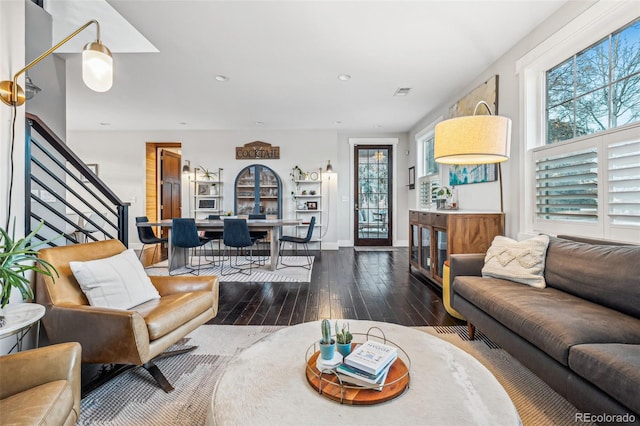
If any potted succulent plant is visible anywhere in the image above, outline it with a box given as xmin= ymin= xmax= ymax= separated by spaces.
xmin=335 ymin=321 xmax=353 ymax=356
xmin=319 ymin=319 xmax=335 ymax=360
xmin=0 ymin=220 xmax=59 ymax=327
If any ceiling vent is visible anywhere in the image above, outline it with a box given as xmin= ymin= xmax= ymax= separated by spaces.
xmin=394 ymin=87 xmax=411 ymax=96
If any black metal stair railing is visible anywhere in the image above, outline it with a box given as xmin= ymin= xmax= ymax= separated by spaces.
xmin=25 ymin=113 xmax=129 ymax=247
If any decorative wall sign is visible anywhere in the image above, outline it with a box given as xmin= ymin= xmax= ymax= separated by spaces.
xmin=236 ymin=141 xmax=280 ymax=160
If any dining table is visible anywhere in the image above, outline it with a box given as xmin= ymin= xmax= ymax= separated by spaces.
xmin=140 ymin=218 xmax=302 ymax=271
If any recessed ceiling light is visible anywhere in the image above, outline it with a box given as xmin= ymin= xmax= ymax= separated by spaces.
xmin=338 ymin=74 xmax=351 ymax=81
xmin=99 ymin=122 xmax=110 ymax=126
xmin=179 ymin=122 xmax=188 ymax=126
xmin=215 ymin=75 xmax=229 ymax=82
xmin=334 ymin=121 xmax=343 ymax=125
xmin=255 ymin=121 xmax=264 ymax=125
xmin=394 ymin=87 xmax=411 ymax=96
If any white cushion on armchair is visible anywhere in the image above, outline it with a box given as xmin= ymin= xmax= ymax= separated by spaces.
xmin=70 ymin=249 xmax=160 ymax=309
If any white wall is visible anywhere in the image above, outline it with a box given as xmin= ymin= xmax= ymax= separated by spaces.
xmin=67 ymin=128 xmax=410 ymax=249
xmin=408 ymin=1 xmax=596 ymax=239
xmin=1 ymin=0 xmax=29 ymax=353
xmin=26 ymin=0 xmax=66 ymax=138
xmin=1 ymin=0 xmax=26 ymax=231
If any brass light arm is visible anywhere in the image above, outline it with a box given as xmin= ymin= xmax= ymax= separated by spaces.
xmin=1 ymin=20 xmax=103 ymax=106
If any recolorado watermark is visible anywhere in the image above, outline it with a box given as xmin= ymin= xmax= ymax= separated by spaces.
xmin=575 ymin=412 xmax=636 ymax=423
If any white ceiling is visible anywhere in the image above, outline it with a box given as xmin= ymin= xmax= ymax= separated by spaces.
xmin=52 ymin=0 xmax=568 ymax=132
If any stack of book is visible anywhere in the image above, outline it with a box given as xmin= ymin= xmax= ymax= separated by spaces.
xmin=335 ymin=340 xmax=398 ymax=391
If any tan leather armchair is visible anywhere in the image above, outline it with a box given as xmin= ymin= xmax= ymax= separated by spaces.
xmin=0 ymin=342 xmax=81 ymax=426
xmin=36 ymin=239 xmax=219 ymax=392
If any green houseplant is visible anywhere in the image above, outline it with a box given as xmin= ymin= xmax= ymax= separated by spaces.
xmin=319 ymin=319 xmax=335 ymax=360
xmin=198 ymin=166 xmax=217 ymax=181
xmin=0 ymin=220 xmax=59 ymax=326
xmin=432 ymin=185 xmax=453 ymax=209
xmin=335 ymin=321 xmax=353 ymax=356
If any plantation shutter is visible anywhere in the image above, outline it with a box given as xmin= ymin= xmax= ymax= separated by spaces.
xmin=535 ymin=148 xmax=598 ymax=222
xmin=419 ymin=177 xmax=440 ymax=208
xmin=608 ymin=139 xmax=640 ymax=227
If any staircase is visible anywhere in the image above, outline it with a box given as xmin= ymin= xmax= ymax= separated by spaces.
xmin=25 ymin=113 xmax=129 ymax=247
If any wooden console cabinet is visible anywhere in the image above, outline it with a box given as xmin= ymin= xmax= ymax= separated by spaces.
xmin=409 ymin=210 xmax=504 ymax=287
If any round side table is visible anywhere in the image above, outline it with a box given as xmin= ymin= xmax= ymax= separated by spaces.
xmin=0 ymin=303 xmax=46 ymax=353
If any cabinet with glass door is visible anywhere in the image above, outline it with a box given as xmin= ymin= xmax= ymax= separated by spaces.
xmin=409 ymin=210 xmax=504 ymax=287
xmin=234 ymin=164 xmax=282 ymax=217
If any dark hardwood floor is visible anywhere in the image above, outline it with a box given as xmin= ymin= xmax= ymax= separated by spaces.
xmin=156 ymin=247 xmax=463 ymax=327
xmin=81 ymin=247 xmax=461 ymax=394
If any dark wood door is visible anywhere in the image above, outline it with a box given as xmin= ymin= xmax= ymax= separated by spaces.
xmin=354 ymin=145 xmax=393 ymax=246
xmin=160 ymin=150 xmax=182 ymax=225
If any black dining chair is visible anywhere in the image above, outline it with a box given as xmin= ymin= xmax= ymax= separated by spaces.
xmin=135 ymin=216 xmax=168 ymax=264
xmin=169 ymin=218 xmax=212 ymax=276
xmin=248 ymin=214 xmax=268 ymax=265
xmin=221 ymin=219 xmax=256 ymax=276
xmin=277 ymin=216 xmax=316 ymax=270
xmin=204 ymin=215 xmax=225 ymax=262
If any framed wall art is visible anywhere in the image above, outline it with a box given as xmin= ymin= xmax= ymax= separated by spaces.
xmin=447 ymin=75 xmax=500 ymax=186
xmin=449 ymin=164 xmax=497 ymax=186
xmin=82 ymin=163 xmax=98 ymax=183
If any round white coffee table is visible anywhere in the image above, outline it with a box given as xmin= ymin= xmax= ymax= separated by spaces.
xmin=208 ymin=320 xmax=521 ymax=425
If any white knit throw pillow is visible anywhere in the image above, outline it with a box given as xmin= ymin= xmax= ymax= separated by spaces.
xmin=482 ymin=235 xmax=550 ymax=288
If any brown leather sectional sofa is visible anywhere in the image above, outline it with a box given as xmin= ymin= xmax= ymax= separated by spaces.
xmin=450 ymin=236 xmax=640 ymax=425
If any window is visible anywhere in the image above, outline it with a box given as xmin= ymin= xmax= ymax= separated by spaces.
xmin=419 ymin=176 xmax=440 ymax=209
xmin=533 ymin=127 xmax=639 ymax=240
xmin=546 ymin=18 xmax=640 ymax=143
xmin=535 ymin=147 xmax=598 ymax=223
xmin=422 ymin=135 xmax=438 ymax=176
xmin=415 ymin=120 xmax=441 ymax=209
xmin=608 ymin=139 xmax=640 ymax=227
xmin=519 ymin=6 xmax=640 ymax=244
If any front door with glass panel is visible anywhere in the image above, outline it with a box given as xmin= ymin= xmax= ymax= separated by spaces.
xmin=354 ymin=145 xmax=393 ymax=246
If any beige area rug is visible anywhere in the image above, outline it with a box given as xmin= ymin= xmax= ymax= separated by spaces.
xmin=78 ymin=325 xmax=594 ymax=426
xmin=146 ymin=256 xmax=313 ymax=282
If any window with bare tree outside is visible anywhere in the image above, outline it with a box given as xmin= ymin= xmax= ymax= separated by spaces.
xmin=546 ymin=18 xmax=640 ymax=143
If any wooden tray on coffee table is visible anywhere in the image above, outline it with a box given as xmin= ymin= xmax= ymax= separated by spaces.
xmin=305 ymin=334 xmax=411 ymax=405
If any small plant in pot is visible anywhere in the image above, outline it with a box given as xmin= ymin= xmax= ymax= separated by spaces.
xmin=319 ymin=319 xmax=335 ymax=360
xmin=335 ymin=321 xmax=353 ymax=356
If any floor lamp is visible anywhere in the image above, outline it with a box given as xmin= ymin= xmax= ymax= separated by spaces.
xmin=433 ymin=101 xmax=511 ymax=213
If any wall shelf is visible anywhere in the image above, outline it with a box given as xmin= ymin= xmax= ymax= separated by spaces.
xmin=192 ymin=168 xmax=224 ymax=220
xmin=290 ymin=167 xmax=324 ymax=251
